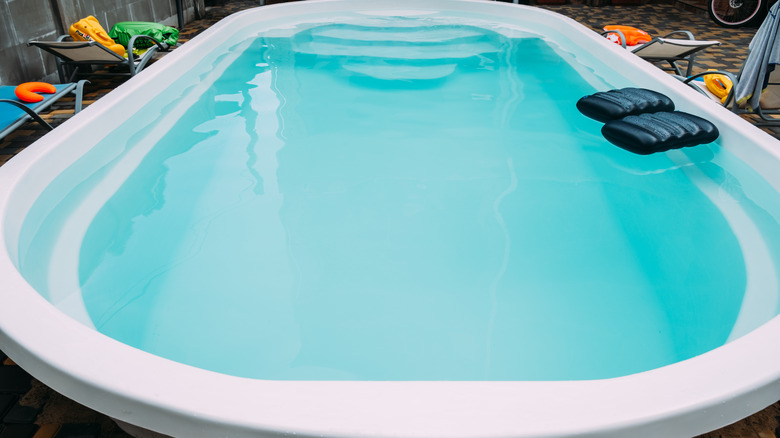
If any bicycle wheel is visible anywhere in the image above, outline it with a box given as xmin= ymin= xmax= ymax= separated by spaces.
xmin=708 ymin=0 xmax=763 ymax=27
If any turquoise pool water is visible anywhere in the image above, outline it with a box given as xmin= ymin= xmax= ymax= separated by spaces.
xmin=15 ymin=16 xmax=780 ymax=381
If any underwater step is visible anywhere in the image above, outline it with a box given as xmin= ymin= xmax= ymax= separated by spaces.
xmin=341 ymin=62 xmax=458 ymax=80
xmin=292 ymin=40 xmax=500 ymax=61
xmin=309 ymin=26 xmax=488 ymax=44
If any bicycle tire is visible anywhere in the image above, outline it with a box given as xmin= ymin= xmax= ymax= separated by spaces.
xmin=708 ymin=0 xmax=763 ymax=27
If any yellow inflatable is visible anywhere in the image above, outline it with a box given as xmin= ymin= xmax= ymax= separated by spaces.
xmin=704 ymin=70 xmax=733 ymax=104
xmin=69 ymin=16 xmax=126 ymax=57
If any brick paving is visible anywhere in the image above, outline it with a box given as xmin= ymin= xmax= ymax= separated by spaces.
xmin=1 ymin=0 xmax=779 ymax=437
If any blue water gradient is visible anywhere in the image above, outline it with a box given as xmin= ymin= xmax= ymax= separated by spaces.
xmin=16 ymin=19 xmax=780 ymax=380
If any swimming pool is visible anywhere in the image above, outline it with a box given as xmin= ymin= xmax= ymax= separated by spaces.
xmin=2 ymin=0 xmax=780 ymax=436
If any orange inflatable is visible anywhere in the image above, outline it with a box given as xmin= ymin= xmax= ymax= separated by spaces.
xmin=15 ymin=82 xmax=57 ymax=103
xmin=603 ymin=25 xmax=651 ymax=46
xmin=69 ymin=15 xmax=126 ymax=57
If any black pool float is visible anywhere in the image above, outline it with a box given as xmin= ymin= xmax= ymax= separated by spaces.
xmin=601 ymin=111 xmax=719 ymax=155
xmin=576 ymin=88 xmax=675 ymax=123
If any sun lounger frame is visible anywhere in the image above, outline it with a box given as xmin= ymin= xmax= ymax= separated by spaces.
xmin=28 ymin=34 xmax=169 ymax=83
xmin=0 ymin=80 xmax=87 ymax=141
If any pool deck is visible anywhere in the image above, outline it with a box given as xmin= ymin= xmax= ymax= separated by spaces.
xmin=0 ymin=0 xmax=779 ymax=437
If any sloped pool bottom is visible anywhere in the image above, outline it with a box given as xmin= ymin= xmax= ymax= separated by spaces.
xmin=19 ymin=21 xmax=754 ymax=381
xmin=3 ymin=2 xmax=780 ymax=437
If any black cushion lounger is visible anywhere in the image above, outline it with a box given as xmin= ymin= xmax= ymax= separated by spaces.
xmin=577 ymin=87 xmax=719 ymax=155
xmin=601 ymin=111 xmax=719 ymax=155
xmin=576 ymin=87 xmax=675 ymax=123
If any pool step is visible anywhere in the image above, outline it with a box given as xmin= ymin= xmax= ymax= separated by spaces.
xmin=293 ymin=24 xmax=502 ymax=81
xmin=293 ymin=40 xmax=500 ymax=61
xmin=341 ymin=62 xmax=458 ymax=81
xmin=309 ymin=25 xmax=487 ymax=45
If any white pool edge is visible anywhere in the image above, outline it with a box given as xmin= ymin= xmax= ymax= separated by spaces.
xmin=2 ymin=1 xmax=780 ymax=437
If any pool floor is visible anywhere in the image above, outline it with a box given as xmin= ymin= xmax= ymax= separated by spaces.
xmin=0 ymin=1 xmax=778 ymax=437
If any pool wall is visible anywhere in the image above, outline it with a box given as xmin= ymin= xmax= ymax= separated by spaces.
xmin=2 ymin=1 xmax=780 ymax=437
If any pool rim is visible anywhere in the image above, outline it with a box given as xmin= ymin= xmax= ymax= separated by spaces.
xmin=2 ymin=1 xmax=780 ymax=437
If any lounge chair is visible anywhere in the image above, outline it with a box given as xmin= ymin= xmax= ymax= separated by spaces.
xmin=751 ymin=69 xmax=780 ymax=123
xmin=677 ymin=70 xmax=738 ymax=108
xmin=599 ymin=29 xmax=743 ymax=117
xmin=668 ymin=2 xmax=780 ymax=126
xmin=604 ymin=29 xmax=720 ymax=77
xmin=28 ymin=34 xmax=170 ymax=83
xmin=732 ymin=0 xmax=780 ymax=125
xmin=674 ymin=65 xmax=780 ymax=128
xmin=678 ymin=70 xmax=780 ymax=126
xmin=0 ymin=80 xmax=87 ymax=141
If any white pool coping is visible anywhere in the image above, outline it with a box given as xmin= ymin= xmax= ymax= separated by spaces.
xmin=2 ymin=1 xmax=780 ymax=437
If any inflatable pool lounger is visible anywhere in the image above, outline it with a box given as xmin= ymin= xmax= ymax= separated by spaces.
xmin=577 ymin=87 xmax=719 ymax=155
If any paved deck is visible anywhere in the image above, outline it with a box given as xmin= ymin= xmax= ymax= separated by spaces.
xmin=0 ymin=0 xmax=779 ymax=437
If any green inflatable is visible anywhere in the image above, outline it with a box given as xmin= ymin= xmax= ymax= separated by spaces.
xmin=109 ymin=22 xmax=179 ymax=49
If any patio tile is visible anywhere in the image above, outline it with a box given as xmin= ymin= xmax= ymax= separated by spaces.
xmin=0 ymin=368 xmax=32 ymax=395
xmin=52 ymin=424 xmax=100 ymax=438
xmin=31 ymin=425 xmax=60 ymax=438
xmin=0 ymin=395 xmax=16 ymax=419
xmin=0 ymin=424 xmax=39 ymax=438
xmin=3 ymin=404 xmax=40 ymax=424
